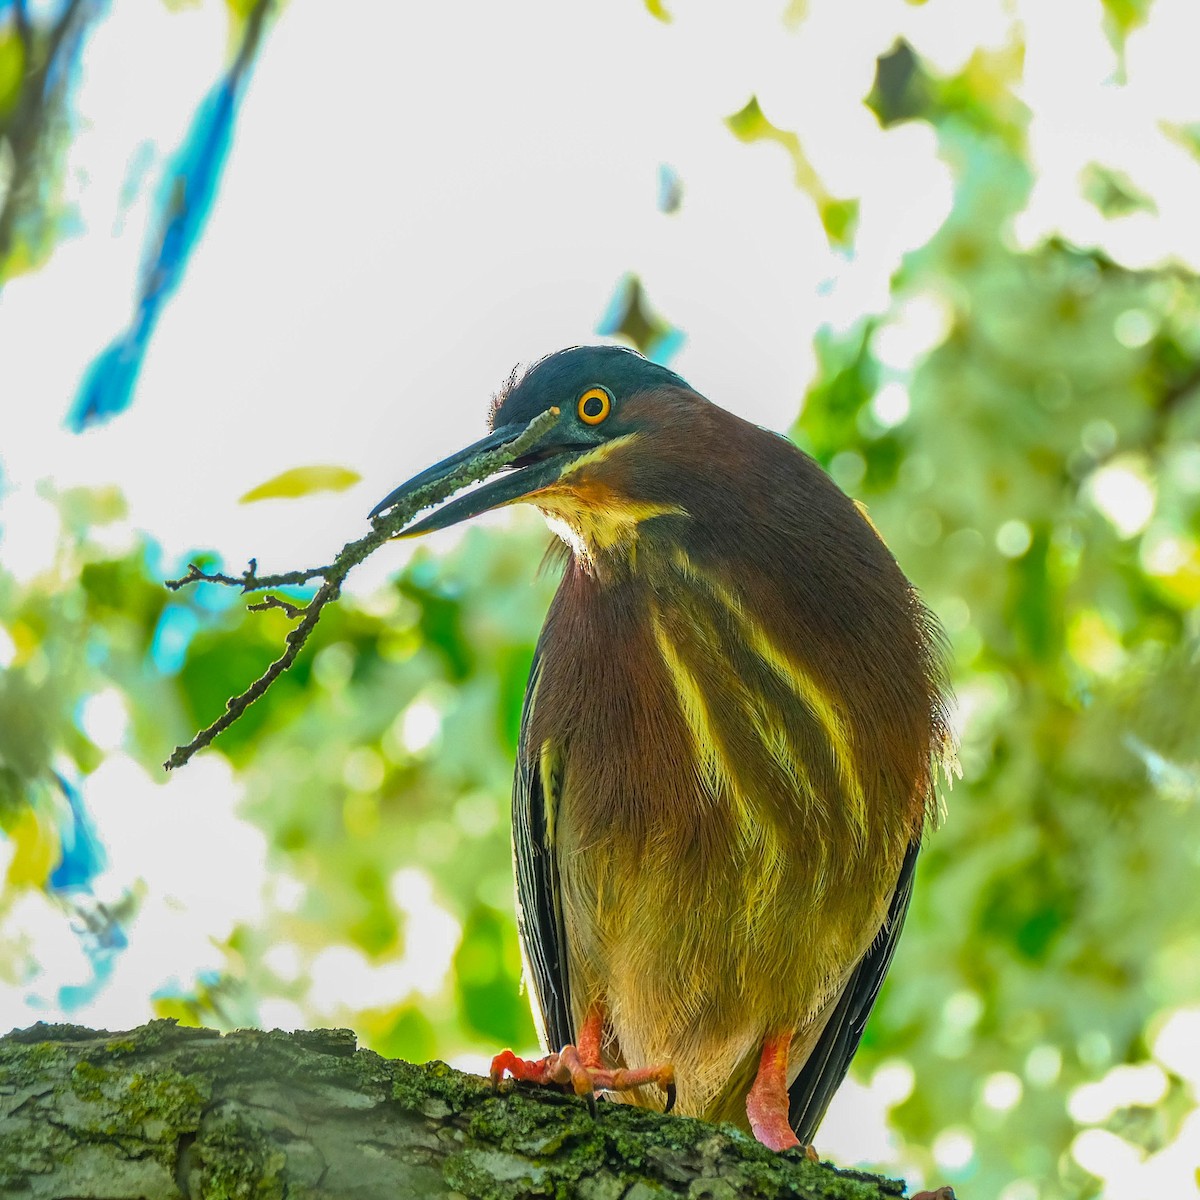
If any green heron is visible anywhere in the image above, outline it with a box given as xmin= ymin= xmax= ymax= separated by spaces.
xmin=372 ymin=345 xmax=951 ymax=1155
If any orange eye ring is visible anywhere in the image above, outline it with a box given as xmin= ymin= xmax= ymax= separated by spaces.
xmin=577 ymin=386 xmax=612 ymax=425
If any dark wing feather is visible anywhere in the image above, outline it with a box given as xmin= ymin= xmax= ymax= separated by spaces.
xmin=511 ymin=647 xmax=574 ymax=1052
xmin=788 ymin=839 xmax=920 ymax=1144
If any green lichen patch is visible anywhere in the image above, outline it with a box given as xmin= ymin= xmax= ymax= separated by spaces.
xmin=69 ymin=1057 xmax=113 ymax=1102
xmin=0 ymin=1037 xmax=72 ymax=1090
xmin=195 ymin=1106 xmax=288 ymax=1200
xmin=442 ymin=1145 xmax=553 ymax=1200
xmin=603 ymin=1105 xmax=728 ymax=1168
xmin=390 ymin=1056 xmax=492 ymax=1115
xmin=468 ymin=1089 xmax=606 ymax=1163
xmin=127 ymin=1067 xmax=210 ymax=1141
xmin=0 ymin=1122 xmax=76 ymax=1190
xmin=64 ymin=1057 xmax=209 ymax=1165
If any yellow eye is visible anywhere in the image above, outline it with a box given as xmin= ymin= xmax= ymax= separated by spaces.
xmin=577 ymin=386 xmax=612 ymax=425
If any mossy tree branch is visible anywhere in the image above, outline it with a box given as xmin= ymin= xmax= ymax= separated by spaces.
xmin=0 ymin=1020 xmax=928 ymax=1200
xmin=161 ymin=407 xmax=560 ymax=772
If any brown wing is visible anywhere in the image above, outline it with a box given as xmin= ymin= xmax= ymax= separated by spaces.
xmin=788 ymin=839 xmax=920 ymax=1143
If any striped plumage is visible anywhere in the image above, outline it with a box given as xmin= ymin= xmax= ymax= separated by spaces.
xmin=373 ymin=345 xmax=951 ymax=1147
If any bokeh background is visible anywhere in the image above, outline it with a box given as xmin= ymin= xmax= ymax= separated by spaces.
xmin=2 ymin=1 xmax=1199 ymax=1197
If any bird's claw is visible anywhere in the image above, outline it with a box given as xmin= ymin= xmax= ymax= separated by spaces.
xmin=490 ymin=1045 xmax=675 ymax=1112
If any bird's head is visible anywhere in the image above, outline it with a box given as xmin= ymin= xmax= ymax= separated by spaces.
xmin=371 ymin=346 xmax=712 ymax=567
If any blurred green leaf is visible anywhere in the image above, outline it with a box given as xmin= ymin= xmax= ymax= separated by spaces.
xmin=1100 ymin=0 xmax=1154 ymax=49
xmin=399 ymin=570 xmax=474 ymax=681
xmin=1081 ymin=163 xmax=1158 ymax=218
xmin=597 ymin=274 xmax=683 ymax=361
xmin=0 ymin=32 xmax=25 ymax=116
xmin=239 ymin=464 xmax=362 ymax=503
xmin=367 ymin=1005 xmax=438 ymax=1064
xmin=725 ymin=96 xmax=859 ymax=248
xmin=866 ymin=39 xmax=933 ymax=128
xmin=455 ymin=903 xmax=537 ymax=1046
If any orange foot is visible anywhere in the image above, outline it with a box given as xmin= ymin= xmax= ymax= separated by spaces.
xmin=746 ymin=1031 xmax=818 ymax=1160
xmin=490 ymin=1005 xmax=675 ymax=1113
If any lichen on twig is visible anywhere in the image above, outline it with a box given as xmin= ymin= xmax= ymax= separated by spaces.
xmin=161 ymin=407 xmax=560 ymax=772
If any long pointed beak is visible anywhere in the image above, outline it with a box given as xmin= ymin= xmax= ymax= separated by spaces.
xmin=369 ymin=420 xmax=575 ymax=537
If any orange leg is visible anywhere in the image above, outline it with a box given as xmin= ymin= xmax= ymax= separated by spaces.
xmin=746 ymin=1031 xmax=817 ymax=1159
xmin=490 ymin=1004 xmax=675 ymax=1112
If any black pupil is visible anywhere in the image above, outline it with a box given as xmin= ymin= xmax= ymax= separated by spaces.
xmin=583 ymin=395 xmax=605 ymax=417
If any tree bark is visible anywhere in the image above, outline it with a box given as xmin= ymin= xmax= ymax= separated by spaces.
xmin=0 ymin=1020 xmax=918 ymax=1199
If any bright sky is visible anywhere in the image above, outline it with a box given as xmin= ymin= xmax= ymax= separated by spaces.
xmin=2 ymin=0 xmax=1194 ymax=585
xmin=3 ymin=0 xmax=1196 ymax=583
xmin=3 ymin=1 xmax=1200 ymax=1190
